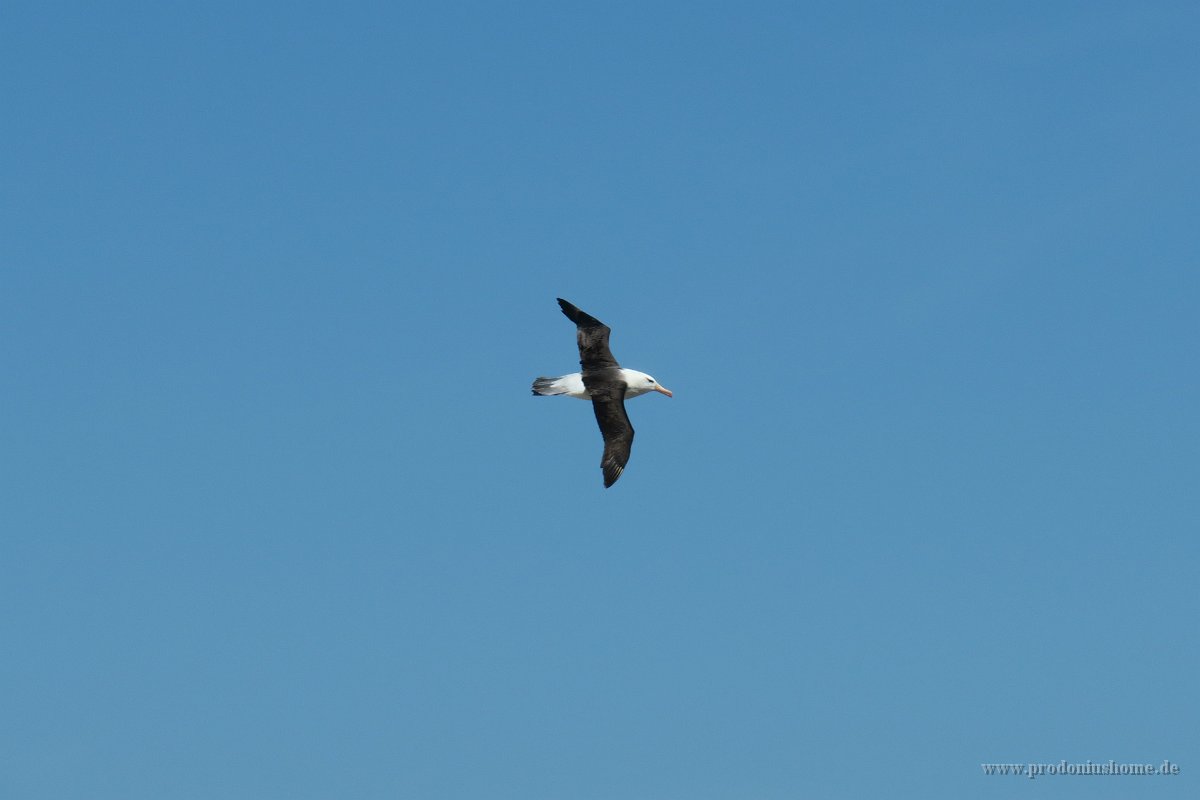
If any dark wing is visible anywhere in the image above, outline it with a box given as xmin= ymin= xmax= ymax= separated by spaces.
xmin=558 ymin=298 xmax=619 ymax=372
xmin=589 ymin=385 xmax=635 ymax=488
xmin=555 ymin=299 xmax=634 ymax=486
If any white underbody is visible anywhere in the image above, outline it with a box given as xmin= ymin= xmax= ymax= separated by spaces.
xmin=542 ymin=369 xmax=656 ymax=399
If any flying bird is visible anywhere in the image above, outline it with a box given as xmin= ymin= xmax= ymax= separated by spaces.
xmin=532 ymin=298 xmax=672 ymax=487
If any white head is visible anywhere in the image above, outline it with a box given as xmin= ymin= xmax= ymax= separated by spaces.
xmin=621 ymin=369 xmax=673 ymax=398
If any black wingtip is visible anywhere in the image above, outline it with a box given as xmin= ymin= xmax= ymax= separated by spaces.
xmin=557 ymin=298 xmax=579 ymax=321
xmin=602 ymin=463 xmax=623 ymax=488
xmin=557 ymin=297 xmax=607 ymax=330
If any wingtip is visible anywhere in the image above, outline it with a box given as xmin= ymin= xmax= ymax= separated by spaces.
xmin=557 ymin=297 xmax=605 ymax=330
xmin=602 ymin=463 xmax=623 ymax=488
xmin=557 ymin=297 xmax=580 ymax=324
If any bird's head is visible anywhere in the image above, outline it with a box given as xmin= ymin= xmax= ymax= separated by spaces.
xmin=637 ymin=372 xmax=672 ymax=397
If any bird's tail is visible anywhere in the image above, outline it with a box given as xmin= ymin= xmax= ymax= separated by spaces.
xmin=532 ymin=376 xmax=567 ymax=396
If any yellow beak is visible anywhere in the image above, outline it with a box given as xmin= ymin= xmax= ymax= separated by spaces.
xmin=654 ymin=385 xmax=673 ymax=397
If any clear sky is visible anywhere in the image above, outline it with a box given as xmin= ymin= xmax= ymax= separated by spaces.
xmin=3 ymin=2 xmax=1197 ymax=798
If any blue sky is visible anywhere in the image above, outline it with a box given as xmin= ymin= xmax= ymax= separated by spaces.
xmin=3 ymin=2 xmax=1197 ymax=798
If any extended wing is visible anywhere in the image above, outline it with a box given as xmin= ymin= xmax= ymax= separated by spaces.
xmin=558 ymin=298 xmax=619 ymax=372
xmin=589 ymin=385 xmax=634 ymax=488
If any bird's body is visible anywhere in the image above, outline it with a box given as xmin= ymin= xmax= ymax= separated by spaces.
xmin=532 ymin=369 xmax=664 ymax=400
xmin=532 ymin=298 xmax=672 ymax=488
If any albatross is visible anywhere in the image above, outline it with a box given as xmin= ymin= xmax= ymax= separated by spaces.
xmin=532 ymin=298 xmax=672 ymax=487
